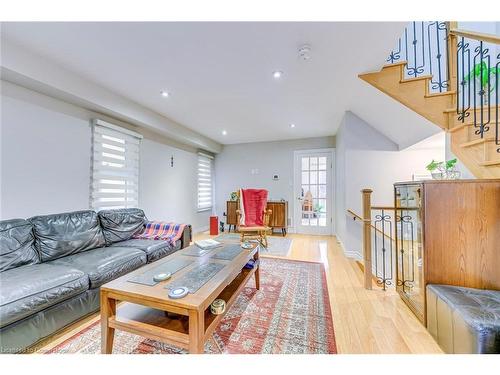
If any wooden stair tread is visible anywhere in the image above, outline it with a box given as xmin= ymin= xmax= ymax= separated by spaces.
xmin=449 ymin=122 xmax=497 ymax=132
xmin=460 ymin=138 xmax=494 ymax=147
xmin=383 ymin=61 xmax=408 ymax=68
xmin=480 ymin=160 xmax=500 ymax=166
xmin=444 ymin=105 xmax=500 ymax=113
xmin=400 ymin=75 xmax=432 ymax=83
xmin=425 ymin=90 xmax=456 ymax=98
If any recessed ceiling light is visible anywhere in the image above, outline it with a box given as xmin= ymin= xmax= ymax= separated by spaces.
xmin=160 ymin=90 xmax=170 ymax=98
xmin=273 ymin=71 xmax=283 ymax=79
xmin=290 ymin=123 xmax=296 ymax=128
xmin=222 ymin=130 xmax=227 ymax=135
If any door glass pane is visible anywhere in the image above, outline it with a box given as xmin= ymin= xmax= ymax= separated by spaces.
xmin=319 ymin=185 xmax=326 ymax=198
xmin=310 ymin=171 xmax=318 ymax=185
xmin=318 ymin=199 xmax=327 ymax=213
xmin=310 ymin=157 xmax=318 ymax=170
xmin=302 ymin=188 xmax=314 ymax=223
xmin=310 ymin=185 xmax=318 ymax=198
xmin=301 ymin=172 xmax=309 ymax=184
xmin=301 ymin=157 xmax=309 ymax=171
xmin=318 ymin=171 xmax=326 ymax=184
xmin=318 ymin=214 xmax=327 ymax=227
xmin=318 ymin=157 xmax=327 ymax=170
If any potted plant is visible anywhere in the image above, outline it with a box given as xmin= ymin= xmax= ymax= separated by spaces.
xmin=426 ymin=159 xmax=444 ymax=179
xmin=464 ymin=62 xmax=499 ymax=105
xmin=426 ymin=158 xmax=460 ymax=180
xmin=444 ymin=158 xmax=460 ymax=179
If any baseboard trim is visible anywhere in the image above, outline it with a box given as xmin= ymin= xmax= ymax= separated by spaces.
xmin=337 ymin=239 xmax=362 ymax=260
xmin=193 ymin=225 xmax=209 ymax=234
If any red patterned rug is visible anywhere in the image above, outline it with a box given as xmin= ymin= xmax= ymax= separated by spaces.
xmin=45 ymin=258 xmax=336 ymax=354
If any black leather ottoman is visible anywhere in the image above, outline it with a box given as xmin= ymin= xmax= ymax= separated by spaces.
xmin=426 ymin=284 xmax=500 ymax=354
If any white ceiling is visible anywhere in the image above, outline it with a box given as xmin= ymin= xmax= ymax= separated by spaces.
xmin=1 ymin=22 xmax=411 ymax=145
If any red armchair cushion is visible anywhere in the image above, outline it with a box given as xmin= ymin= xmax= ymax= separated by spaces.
xmin=240 ymin=189 xmax=268 ymax=226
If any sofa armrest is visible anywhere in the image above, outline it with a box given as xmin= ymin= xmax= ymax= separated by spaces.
xmin=180 ymin=225 xmax=192 ymax=249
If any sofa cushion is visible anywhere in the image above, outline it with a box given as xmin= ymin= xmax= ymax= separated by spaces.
xmin=109 ymin=238 xmax=181 ymax=263
xmin=0 ymin=219 xmax=39 ymax=272
xmin=98 ymin=208 xmax=146 ymax=245
xmin=29 ymin=210 xmax=106 ymax=262
xmin=0 ymin=263 xmax=89 ymax=328
xmin=50 ymin=246 xmax=146 ymax=288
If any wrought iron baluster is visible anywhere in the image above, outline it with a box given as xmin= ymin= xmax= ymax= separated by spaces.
xmin=387 ymin=21 xmax=449 ymax=94
xmin=472 ymin=42 xmax=492 ymax=137
xmin=407 ymin=22 xmax=426 ymax=77
xmin=396 ymin=209 xmax=415 ymax=293
xmin=387 ymin=37 xmax=402 ymax=63
xmin=396 ymin=210 xmax=405 ymax=291
xmin=373 ymin=209 xmax=393 ymax=290
xmin=457 ymin=38 xmax=471 ymax=122
xmin=428 ymin=21 xmax=448 ymax=92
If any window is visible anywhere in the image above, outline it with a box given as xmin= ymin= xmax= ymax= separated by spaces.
xmin=90 ymin=119 xmax=142 ymax=211
xmin=197 ymin=152 xmax=214 ymax=211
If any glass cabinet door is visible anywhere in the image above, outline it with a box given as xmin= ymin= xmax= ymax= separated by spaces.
xmin=395 ymin=184 xmax=425 ymax=322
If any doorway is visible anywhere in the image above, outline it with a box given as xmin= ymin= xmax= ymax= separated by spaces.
xmin=293 ymin=149 xmax=334 ymax=235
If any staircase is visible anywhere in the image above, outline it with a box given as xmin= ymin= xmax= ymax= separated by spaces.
xmin=359 ymin=22 xmax=500 ymax=178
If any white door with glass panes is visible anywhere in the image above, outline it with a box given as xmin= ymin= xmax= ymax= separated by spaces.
xmin=294 ymin=150 xmax=333 ymax=235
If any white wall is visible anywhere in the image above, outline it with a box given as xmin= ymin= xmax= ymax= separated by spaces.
xmin=214 ymin=137 xmax=335 ymax=230
xmin=335 ymin=111 xmax=445 ymax=259
xmin=0 ymin=81 xmax=210 ymax=231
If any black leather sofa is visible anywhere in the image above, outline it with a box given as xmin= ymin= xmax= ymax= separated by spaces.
xmin=0 ymin=208 xmax=191 ymax=353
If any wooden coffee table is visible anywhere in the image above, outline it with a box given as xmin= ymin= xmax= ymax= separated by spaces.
xmin=100 ymin=239 xmax=260 ymax=354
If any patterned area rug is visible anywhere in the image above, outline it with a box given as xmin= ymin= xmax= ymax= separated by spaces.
xmin=44 ymin=258 xmax=336 ymax=354
xmin=216 ymin=233 xmax=293 ymax=257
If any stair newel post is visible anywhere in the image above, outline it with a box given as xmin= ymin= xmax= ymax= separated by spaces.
xmin=447 ymin=21 xmax=459 ymax=110
xmin=362 ymin=189 xmax=373 ymax=290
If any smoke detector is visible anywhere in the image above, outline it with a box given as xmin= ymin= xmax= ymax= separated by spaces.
xmin=298 ymin=44 xmax=312 ymax=60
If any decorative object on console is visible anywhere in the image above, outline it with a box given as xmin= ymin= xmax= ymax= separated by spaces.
xmin=425 ymin=158 xmax=460 ymax=180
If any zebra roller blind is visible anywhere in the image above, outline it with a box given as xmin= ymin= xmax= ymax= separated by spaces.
xmin=197 ymin=152 xmax=214 ymax=211
xmin=90 ymin=119 xmax=142 ymax=211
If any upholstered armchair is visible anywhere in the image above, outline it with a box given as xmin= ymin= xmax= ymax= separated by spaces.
xmin=235 ymin=189 xmax=272 ymax=248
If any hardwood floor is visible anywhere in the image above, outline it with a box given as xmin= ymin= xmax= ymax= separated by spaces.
xmin=36 ymin=232 xmax=442 ymax=354
xmin=197 ymin=232 xmax=441 ymax=353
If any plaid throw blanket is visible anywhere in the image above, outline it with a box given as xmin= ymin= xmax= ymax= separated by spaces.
xmin=132 ymin=221 xmax=186 ymax=245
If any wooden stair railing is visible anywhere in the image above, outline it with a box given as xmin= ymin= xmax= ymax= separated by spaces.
xmin=349 ymin=191 xmax=421 ymax=291
xmin=359 ymin=22 xmax=500 ymax=178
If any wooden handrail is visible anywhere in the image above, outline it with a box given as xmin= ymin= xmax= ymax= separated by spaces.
xmin=346 ymin=209 xmax=362 ymax=221
xmin=346 ymin=209 xmax=395 ymax=242
xmin=450 ymin=28 xmax=500 ymax=45
xmin=371 ymin=206 xmax=396 ymax=210
xmin=371 ymin=205 xmax=419 ymax=211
